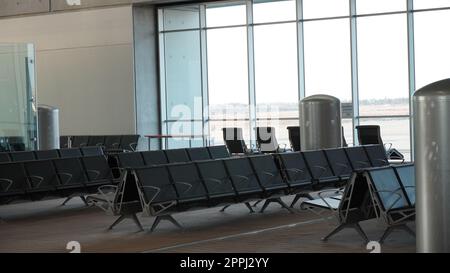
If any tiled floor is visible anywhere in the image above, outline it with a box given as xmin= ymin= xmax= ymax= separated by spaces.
xmin=0 ymin=195 xmax=415 ymax=253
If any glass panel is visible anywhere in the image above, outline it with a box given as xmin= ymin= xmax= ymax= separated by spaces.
xmin=209 ymin=119 xmax=251 ymax=146
xmin=163 ymin=6 xmax=200 ymax=31
xmin=356 ymin=0 xmax=406 ymax=14
xmin=357 ymin=14 xmax=409 ymax=116
xmin=414 ymin=10 xmax=450 ymax=89
xmin=163 ymin=30 xmax=203 ymax=136
xmin=253 ymin=0 xmax=296 ymax=23
xmin=207 ymin=26 xmax=249 ymax=146
xmin=342 ymin=118 xmax=354 ymax=146
xmin=256 ymin=119 xmax=299 ymax=148
xmin=206 ymin=3 xmax=247 ymax=27
xmin=359 ymin=118 xmax=411 ymax=161
xmin=303 ymin=0 xmax=349 ymax=19
xmin=304 ymin=18 xmax=352 ymax=103
xmin=0 ymin=43 xmax=37 ymax=151
xmin=166 ymin=121 xmax=204 ymax=148
xmin=414 ymin=0 xmax=450 ymax=9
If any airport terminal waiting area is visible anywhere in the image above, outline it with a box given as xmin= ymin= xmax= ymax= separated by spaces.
xmin=0 ymin=136 xmax=416 ymax=253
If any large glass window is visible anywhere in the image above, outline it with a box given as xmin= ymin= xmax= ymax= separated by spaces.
xmin=357 ymin=14 xmax=409 ymax=117
xmin=414 ymin=0 xmax=450 ymax=10
xmin=356 ymin=0 xmax=405 ymax=15
xmin=303 ymin=0 xmax=349 ymax=19
xmin=162 ymin=6 xmax=200 ymax=31
xmin=206 ymin=3 xmax=246 ymax=27
xmin=253 ymin=0 xmax=296 ymax=23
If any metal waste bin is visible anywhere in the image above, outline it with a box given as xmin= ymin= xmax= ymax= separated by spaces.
xmin=38 ymin=105 xmax=60 ymax=150
xmin=299 ymin=94 xmax=342 ymax=151
xmin=414 ymin=78 xmax=450 ymax=253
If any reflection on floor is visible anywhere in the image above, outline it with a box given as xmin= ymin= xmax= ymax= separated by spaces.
xmin=0 ymin=195 xmax=415 ymax=253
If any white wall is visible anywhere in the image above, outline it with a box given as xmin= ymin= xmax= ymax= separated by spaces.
xmin=0 ymin=6 xmax=136 ymax=135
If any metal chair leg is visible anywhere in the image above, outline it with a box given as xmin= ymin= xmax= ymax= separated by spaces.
xmin=322 ymin=224 xmax=345 ymax=241
xmin=244 ymin=202 xmax=255 ymax=213
xmin=150 ymin=215 xmax=183 ymax=232
xmin=79 ymin=196 xmax=88 ymax=206
xmin=353 ymin=223 xmax=369 ymax=244
xmin=61 ymin=196 xmax=73 ymax=206
xmin=259 ymin=200 xmax=271 ymax=213
xmin=252 ymin=200 xmax=263 ymax=207
xmin=131 ymin=213 xmax=144 ymax=231
xmin=220 ymin=205 xmax=231 ymax=212
xmin=108 ymin=215 xmax=126 ymax=230
xmin=290 ymin=194 xmax=302 ymax=208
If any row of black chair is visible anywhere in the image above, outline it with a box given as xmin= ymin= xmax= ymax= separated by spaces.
xmin=0 ymin=136 xmax=28 ymax=152
xmin=0 ymin=153 xmax=118 ymax=205
xmin=317 ymin=163 xmax=415 ymax=243
xmin=60 ymin=135 xmax=139 ymax=151
xmin=0 ymin=146 xmax=104 ymax=164
xmin=106 ymin=144 xmax=390 ymax=231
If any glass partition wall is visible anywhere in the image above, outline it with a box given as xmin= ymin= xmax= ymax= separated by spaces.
xmin=0 ymin=43 xmax=37 ymax=151
xmin=157 ymin=0 xmax=450 ymax=159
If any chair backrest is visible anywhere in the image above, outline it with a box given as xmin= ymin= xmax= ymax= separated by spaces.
xmin=363 ymin=144 xmax=388 ymax=167
xmin=87 ymin=136 xmax=105 ymax=147
xmin=356 ymin=125 xmax=383 ymax=145
xmin=167 ymin=163 xmax=208 ymax=201
xmin=248 ymin=155 xmax=287 ymax=190
xmin=0 ymin=152 xmax=11 ymax=163
xmin=323 ymin=148 xmax=353 ymax=177
xmin=196 ymin=160 xmax=236 ymax=196
xmin=117 ymin=152 xmax=145 ymax=168
xmin=302 ymin=150 xmax=335 ymax=180
xmin=71 ymin=136 xmax=90 ymax=147
xmin=366 ymin=167 xmax=409 ymax=211
xmin=141 ymin=150 xmax=168 ymax=166
xmin=24 ymin=160 xmax=60 ymax=190
xmin=35 ymin=149 xmax=60 ymax=160
xmin=9 ymin=151 xmax=36 ymax=162
xmin=81 ymin=146 xmax=104 ymax=157
xmin=59 ymin=148 xmax=83 ymax=159
xmin=165 ymin=148 xmax=190 ymax=163
xmin=344 ymin=146 xmax=371 ymax=170
xmin=187 ymin=147 xmax=211 ymax=161
xmin=207 ymin=145 xmax=230 ymax=159
xmin=104 ymin=135 xmax=122 ymax=150
xmin=341 ymin=127 xmax=348 ymax=147
xmin=222 ymin=157 xmax=262 ymax=194
xmin=60 ymin=136 xmax=70 ymax=148
xmin=0 ymin=162 xmax=30 ymax=194
xmin=81 ymin=156 xmax=114 ymax=182
xmin=120 ymin=135 xmax=140 ymax=151
xmin=286 ymin=126 xmax=301 ymax=151
xmin=134 ymin=166 xmax=178 ymax=204
xmin=256 ymin=127 xmax=279 ymax=153
xmin=222 ymin=127 xmax=247 ymax=154
xmin=52 ymin=158 xmax=88 ymax=186
xmin=277 ymin=152 xmax=312 ymax=184
xmin=393 ymin=164 xmax=415 ymax=206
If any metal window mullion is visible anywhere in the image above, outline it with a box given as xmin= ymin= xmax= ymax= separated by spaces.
xmin=247 ymin=0 xmax=257 ymax=148
xmin=350 ymin=0 xmax=360 ymax=145
xmin=157 ymin=9 xmax=168 ymax=149
xmin=199 ymin=4 xmax=209 ymax=147
xmin=407 ymin=0 xmax=416 ymax=159
xmin=297 ymin=0 xmax=306 ymax=101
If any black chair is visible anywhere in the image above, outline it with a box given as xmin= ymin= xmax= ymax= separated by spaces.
xmin=104 ymin=135 xmax=122 ymax=150
xmin=207 ymin=145 xmax=230 ymax=159
xmin=0 ymin=162 xmax=30 ymax=201
xmin=222 ymin=127 xmax=250 ymax=154
xmin=0 ymin=153 xmax=11 ymax=163
xmin=323 ymin=148 xmax=353 ymax=181
xmin=344 ymin=146 xmax=372 ymax=170
xmin=35 ymin=149 xmax=60 ymax=160
xmin=87 ymin=136 xmax=105 ymax=147
xmin=81 ymin=146 xmax=104 ymax=157
xmin=120 ymin=135 xmax=139 ymax=152
xmin=356 ymin=125 xmax=404 ymax=162
xmin=255 ymin=127 xmax=286 ymax=153
xmin=302 ymin=150 xmax=339 ymax=188
xmin=393 ymin=164 xmax=415 ymax=206
xmin=0 ymin=137 xmax=9 ymax=152
xmin=186 ymin=147 xmax=211 ymax=161
xmin=248 ymin=155 xmax=291 ymax=213
xmin=141 ymin=150 xmax=168 ymax=166
xmin=59 ymin=148 xmax=83 ymax=159
xmin=165 ymin=148 xmax=190 ymax=163
xmin=134 ymin=166 xmax=179 ymax=231
xmin=365 ymin=167 xmax=415 ymax=242
xmin=53 ymin=158 xmax=90 ymax=205
xmin=277 ymin=152 xmax=314 ymax=207
xmin=81 ymin=156 xmax=116 ymax=189
xmin=9 ymin=151 xmax=36 ymax=162
xmin=286 ymin=126 xmax=301 ymax=151
xmin=24 ymin=160 xmax=60 ymax=195
xmin=342 ymin=127 xmax=348 ymax=147
xmin=363 ymin=144 xmax=389 ymax=167
xmin=196 ymin=160 xmax=237 ymax=206
xmin=60 ymin=136 xmax=70 ymax=148
xmin=117 ymin=152 xmax=145 ymax=169
xmin=71 ymin=136 xmax=89 ymax=148
xmin=8 ymin=136 xmax=26 ymax=151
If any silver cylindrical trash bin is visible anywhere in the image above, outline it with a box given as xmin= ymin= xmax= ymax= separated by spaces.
xmin=299 ymin=94 xmax=342 ymax=151
xmin=414 ymin=78 xmax=450 ymax=253
xmin=38 ymin=105 xmax=60 ymax=150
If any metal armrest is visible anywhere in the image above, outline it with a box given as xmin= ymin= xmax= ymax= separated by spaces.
xmin=312 ymin=165 xmax=327 ymax=177
xmin=317 ymin=189 xmax=344 ymax=211
xmin=0 ymin=178 xmax=13 ymax=192
xmin=204 ymin=177 xmax=225 ymax=185
xmin=58 ymin=172 xmax=73 ymax=185
xmin=28 ymin=175 xmax=45 ymax=188
xmin=87 ymin=170 xmax=101 ymax=180
xmin=356 ymin=160 xmax=370 ymax=167
xmin=129 ymin=142 xmax=138 ymax=152
xmin=141 ymin=185 xmax=161 ymax=204
xmin=174 ymin=181 xmax=193 ymax=194
xmin=335 ymin=163 xmax=350 ymax=176
xmin=230 ymin=175 xmax=250 ymax=184
xmin=285 ymin=168 xmax=305 ymax=180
